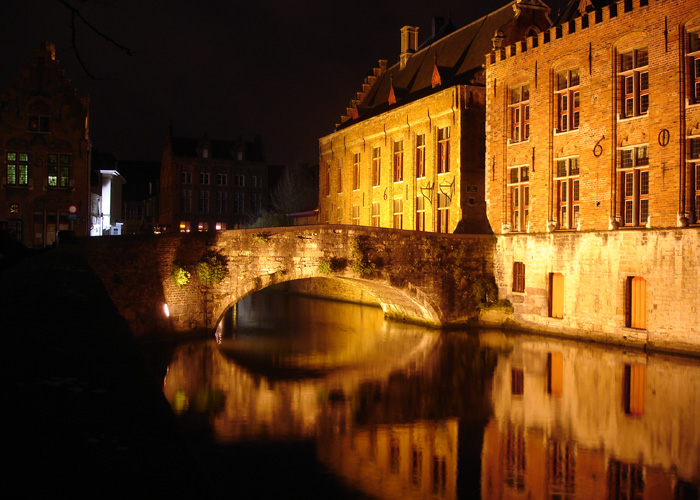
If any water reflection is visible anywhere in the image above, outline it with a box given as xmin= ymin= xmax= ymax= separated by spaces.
xmin=159 ymin=290 xmax=700 ymax=499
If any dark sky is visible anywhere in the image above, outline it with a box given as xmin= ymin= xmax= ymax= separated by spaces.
xmin=1 ymin=0 xmax=565 ymax=167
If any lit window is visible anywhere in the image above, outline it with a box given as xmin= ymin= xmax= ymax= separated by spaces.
xmin=372 ymin=147 xmax=381 ymax=186
xmin=353 ymin=153 xmax=361 ymax=190
xmin=437 ymin=127 xmax=450 ymax=173
xmin=619 ymin=48 xmax=649 ymax=118
xmin=179 ymin=221 xmax=191 ymax=233
xmin=393 ymin=198 xmax=403 ymax=229
xmin=510 ymin=84 xmax=530 ymax=142
xmin=556 ymin=69 xmax=580 ymax=132
xmin=619 ymin=146 xmax=649 ymax=227
xmin=415 ymin=195 xmax=426 ymax=231
xmin=6 ymin=152 xmax=29 ymax=186
xmin=197 ymin=222 xmax=209 ymax=232
xmin=215 ymin=222 xmax=226 ymax=231
xmin=507 ymin=165 xmax=529 ymax=232
xmin=415 ymin=134 xmax=426 ymax=178
xmin=371 ymin=202 xmax=380 ymax=227
xmin=47 ymin=154 xmax=71 ymax=188
xmin=393 ymin=140 xmax=404 ymax=182
xmin=554 ymin=157 xmax=580 ymax=229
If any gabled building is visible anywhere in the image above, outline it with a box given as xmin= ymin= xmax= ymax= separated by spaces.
xmin=0 ymin=42 xmax=91 ymax=247
xmin=319 ymin=1 xmax=551 ymax=233
xmin=159 ymin=122 xmax=269 ymax=232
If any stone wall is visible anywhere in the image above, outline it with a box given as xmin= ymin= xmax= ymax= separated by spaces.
xmin=490 ymin=228 xmax=700 ymax=355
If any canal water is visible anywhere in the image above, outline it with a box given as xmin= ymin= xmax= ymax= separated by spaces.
xmin=149 ymin=289 xmax=700 ymax=500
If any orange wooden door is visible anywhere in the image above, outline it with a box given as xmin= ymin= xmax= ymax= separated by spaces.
xmin=630 ymin=276 xmax=646 ymax=329
xmin=550 ymin=273 xmax=565 ymax=319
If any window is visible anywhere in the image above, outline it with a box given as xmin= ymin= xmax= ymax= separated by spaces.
xmin=547 ymin=440 xmax=575 ymax=498
xmin=181 ymin=171 xmax=192 ymax=184
xmin=626 ymin=276 xmax=647 ymax=329
xmin=233 ymin=192 xmax=245 ymax=214
xmin=197 ymin=222 xmax=209 ymax=232
xmin=6 ymin=152 xmax=29 ymax=186
xmin=513 ymin=261 xmax=525 ymax=292
xmin=234 ymin=174 xmax=245 ymax=187
xmin=337 ymin=206 xmax=342 ymax=222
xmin=415 ymin=134 xmax=426 ymax=178
xmin=549 ymin=272 xmax=565 ymax=319
xmin=619 ymin=48 xmax=649 ymax=118
xmin=337 ymin=159 xmax=343 ymax=193
xmin=437 ymin=193 xmax=449 ymax=233
xmin=505 ymin=425 xmax=526 ymax=492
xmin=199 ymin=190 xmax=209 ymax=213
xmin=556 ymin=69 xmax=580 ymax=132
xmin=199 ymin=172 xmax=210 ymax=185
xmin=415 ymin=195 xmax=426 ymax=231
xmin=432 ymin=456 xmax=447 ymax=495
xmin=619 ymin=146 xmax=649 ymax=226
xmin=179 ymin=221 xmax=191 ymax=233
xmin=511 ymin=369 xmax=524 ymax=395
xmin=352 ymin=205 xmax=360 ymax=225
xmin=252 ymin=175 xmax=262 ymax=188
xmin=47 ymin=154 xmax=71 ymax=188
xmin=216 ymin=191 xmax=227 ymax=214
xmin=180 ymin=189 xmax=192 ymax=212
xmin=371 ymin=202 xmax=380 ymax=227
xmin=508 ymin=166 xmax=529 ymax=232
xmin=372 ymin=147 xmax=381 ymax=186
xmin=252 ymin=193 xmax=262 ymax=213
xmin=555 ymin=157 xmax=580 ymax=229
xmin=510 ymin=84 xmax=530 ymax=142
xmin=217 ymin=173 xmax=227 ymax=186
xmin=437 ymin=127 xmax=450 ymax=173
xmin=695 ymin=162 xmax=700 ymax=222
xmin=688 ymin=30 xmax=700 ymax=104
xmin=393 ymin=140 xmax=404 ymax=182
xmin=28 ymin=115 xmax=50 ymax=133
xmin=393 ymin=198 xmax=403 ymax=228
xmin=411 ymin=447 xmax=422 ymax=486
xmin=353 ymin=153 xmax=361 ymax=190
xmin=215 ymin=222 xmax=226 ymax=231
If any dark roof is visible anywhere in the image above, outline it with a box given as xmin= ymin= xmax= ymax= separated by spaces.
xmin=118 ymin=160 xmax=160 ymax=201
xmin=170 ymin=135 xmax=266 ymax=163
xmin=552 ymin=0 xmax=613 ymax=25
xmin=337 ymin=0 xmax=550 ymax=130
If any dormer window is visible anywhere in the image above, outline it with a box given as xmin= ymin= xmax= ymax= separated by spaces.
xmin=202 ymin=148 xmax=209 ymax=159
xmin=28 ymin=115 xmax=50 ymax=133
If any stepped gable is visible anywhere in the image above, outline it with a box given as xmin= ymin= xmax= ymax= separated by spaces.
xmin=336 ymin=0 xmax=549 ymax=130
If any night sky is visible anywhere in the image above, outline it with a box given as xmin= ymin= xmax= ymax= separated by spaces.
xmin=1 ymin=0 xmax=567 ymax=167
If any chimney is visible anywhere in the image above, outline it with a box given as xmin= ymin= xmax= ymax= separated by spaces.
xmin=400 ymin=26 xmax=419 ymax=69
xmin=432 ymin=17 xmax=445 ymax=38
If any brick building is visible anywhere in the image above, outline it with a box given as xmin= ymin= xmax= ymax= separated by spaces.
xmin=483 ymin=0 xmax=700 ymax=353
xmin=319 ymin=1 xmax=552 ymax=234
xmin=485 ymin=0 xmax=700 ymax=233
xmin=159 ymin=122 xmax=269 ymax=232
xmin=0 ymin=42 xmax=91 ymax=247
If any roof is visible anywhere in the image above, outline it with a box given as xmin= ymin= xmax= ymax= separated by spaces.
xmin=552 ymin=0 xmax=614 ymax=25
xmin=336 ymin=0 xmax=551 ymax=130
xmin=169 ymin=136 xmax=265 ymax=162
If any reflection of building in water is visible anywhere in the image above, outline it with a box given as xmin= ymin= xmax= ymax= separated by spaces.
xmin=316 ymin=419 xmax=458 ymax=500
xmin=480 ymin=333 xmax=700 ymax=499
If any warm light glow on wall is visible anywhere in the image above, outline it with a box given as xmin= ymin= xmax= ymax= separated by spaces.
xmin=163 ymin=303 xmax=170 ymax=317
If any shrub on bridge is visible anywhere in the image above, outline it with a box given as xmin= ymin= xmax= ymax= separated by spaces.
xmin=171 ymin=262 xmax=191 ymax=289
xmin=195 ymin=252 xmax=228 ymax=286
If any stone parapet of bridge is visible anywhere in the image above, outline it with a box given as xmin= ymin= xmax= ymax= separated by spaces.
xmin=81 ymin=225 xmax=497 ymax=337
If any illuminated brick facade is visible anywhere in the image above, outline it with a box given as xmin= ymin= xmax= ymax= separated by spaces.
xmin=319 ymin=1 xmax=552 ymax=234
xmin=485 ymin=0 xmax=700 ymax=233
xmin=0 ymin=42 xmax=91 ymax=247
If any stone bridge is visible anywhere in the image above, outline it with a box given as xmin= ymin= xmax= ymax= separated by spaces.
xmin=81 ymin=225 xmax=496 ymax=338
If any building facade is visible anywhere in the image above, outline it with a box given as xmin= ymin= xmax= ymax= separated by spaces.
xmin=484 ymin=0 xmax=700 ymax=353
xmin=0 ymin=42 xmax=91 ymax=247
xmin=319 ymin=1 xmax=552 ymax=234
xmin=159 ymin=123 xmax=269 ymax=233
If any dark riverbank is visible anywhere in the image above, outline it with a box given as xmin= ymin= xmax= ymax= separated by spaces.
xmin=2 ymin=244 xmax=216 ymax=499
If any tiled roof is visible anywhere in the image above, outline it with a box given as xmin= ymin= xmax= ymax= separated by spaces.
xmin=170 ymin=136 xmax=265 ymax=162
xmin=336 ymin=0 xmax=551 ymax=130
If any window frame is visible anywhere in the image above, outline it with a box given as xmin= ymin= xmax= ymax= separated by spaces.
xmin=618 ymin=145 xmax=650 ymax=227
xmin=555 ymin=69 xmax=580 ymax=132
xmin=372 ymin=147 xmax=381 ymax=187
xmin=554 ymin=157 xmax=580 ymax=229
xmin=688 ymin=30 xmax=700 ymax=104
xmin=512 ymin=261 xmax=525 ymax=293
xmin=353 ymin=152 xmax=361 ymax=190
xmin=393 ymin=140 xmax=404 ymax=182
xmin=415 ymin=195 xmax=426 ymax=231
xmin=509 ymin=84 xmax=530 ymax=143
xmin=6 ymin=152 xmax=30 ymax=187
xmin=618 ymin=48 xmax=649 ymax=119
xmin=415 ymin=134 xmax=426 ymax=178
xmin=437 ymin=127 xmax=450 ymax=174
xmin=393 ymin=198 xmax=403 ymax=229
xmin=371 ymin=202 xmax=380 ymax=227
xmin=436 ymin=192 xmax=450 ymax=233
xmin=507 ymin=165 xmax=530 ymax=232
